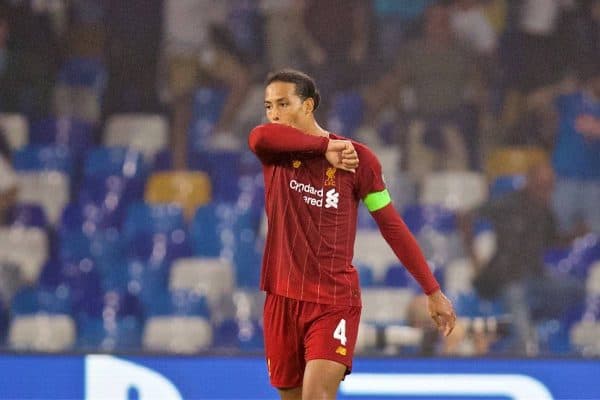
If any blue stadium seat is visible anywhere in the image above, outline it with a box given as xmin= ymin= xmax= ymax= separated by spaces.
xmin=123 ymin=202 xmax=186 ymax=240
xmin=83 ymin=147 xmax=146 ymax=187
xmin=11 ymin=286 xmax=73 ymax=315
xmin=187 ymin=87 xmax=228 ymax=150
xmin=490 ymin=175 xmax=526 ymax=199
xmin=146 ymin=290 xmax=210 ymax=318
xmin=8 ymin=203 xmax=47 ymax=228
xmin=77 ymin=315 xmax=142 ymax=351
xmin=214 ymin=318 xmax=263 ymax=351
xmin=189 ymin=203 xmax=228 ymax=257
xmin=190 ymin=150 xmax=242 ymax=202
xmin=57 ymin=56 xmax=107 ymax=93
xmin=384 ymin=263 xmax=422 ymax=291
xmin=13 ymin=145 xmax=74 ymax=176
xmin=402 ymin=204 xmax=457 ymax=234
xmin=544 ymin=234 xmax=600 ymax=279
xmin=29 ymin=117 xmax=94 ymax=155
xmin=327 ymin=91 xmax=364 ymax=138
xmin=356 ymin=264 xmax=375 ymax=287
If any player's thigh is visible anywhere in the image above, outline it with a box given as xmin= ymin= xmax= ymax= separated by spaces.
xmin=304 ymin=304 xmax=361 ymax=373
xmin=277 ymin=387 xmax=302 ymax=400
xmin=264 ymin=294 xmax=304 ymax=389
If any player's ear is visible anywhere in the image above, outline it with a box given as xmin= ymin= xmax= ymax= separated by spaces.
xmin=303 ymin=98 xmax=315 ymax=115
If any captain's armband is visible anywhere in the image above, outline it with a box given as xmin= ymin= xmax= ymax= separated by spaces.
xmin=363 ymin=189 xmax=391 ymax=212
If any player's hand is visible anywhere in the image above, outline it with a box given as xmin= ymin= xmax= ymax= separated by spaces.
xmin=326 ymin=140 xmax=359 ymax=173
xmin=427 ymin=290 xmax=456 ymax=336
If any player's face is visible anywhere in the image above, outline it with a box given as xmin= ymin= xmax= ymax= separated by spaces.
xmin=264 ymin=82 xmax=310 ymax=129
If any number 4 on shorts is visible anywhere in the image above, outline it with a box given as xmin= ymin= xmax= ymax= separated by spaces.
xmin=333 ymin=318 xmax=347 ymax=346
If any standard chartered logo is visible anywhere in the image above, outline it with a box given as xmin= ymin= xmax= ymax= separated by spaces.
xmin=325 ymin=188 xmax=339 ymax=209
xmin=289 ymin=179 xmax=339 ymax=209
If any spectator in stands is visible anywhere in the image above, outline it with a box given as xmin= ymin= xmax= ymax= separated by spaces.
xmin=365 ymin=2 xmax=484 ymax=178
xmin=160 ymin=0 xmax=250 ymax=168
xmin=551 ymin=64 xmax=600 ymax=234
xmin=0 ymin=128 xmax=17 ymax=225
xmin=460 ymin=161 xmax=585 ymax=355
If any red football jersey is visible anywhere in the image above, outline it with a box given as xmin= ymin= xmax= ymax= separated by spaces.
xmin=249 ymin=124 xmax=386 ymax=306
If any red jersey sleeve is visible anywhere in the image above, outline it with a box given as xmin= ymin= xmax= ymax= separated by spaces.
xmin=248 ymin=123 xmax=329 ymax=164
xmin=355 ymin=143 xmax=440 ymax=295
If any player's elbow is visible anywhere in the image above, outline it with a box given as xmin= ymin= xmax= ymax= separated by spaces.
xmin=248 ymin=125 xmax=267 ymax=153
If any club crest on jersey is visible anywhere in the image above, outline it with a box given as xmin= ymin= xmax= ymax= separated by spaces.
xmin=292 ymin=160 xmax=302 ymax=168
xmin=324 ymin=167 xmax=336 ymax=186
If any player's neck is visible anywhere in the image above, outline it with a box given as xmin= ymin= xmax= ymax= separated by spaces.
xmin=301 ymin=119 xmax=329 ymax=138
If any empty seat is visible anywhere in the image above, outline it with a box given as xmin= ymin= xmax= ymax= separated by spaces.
xmin=326 ymin=91 xmax=364 ymax=138
xmin=586 ymin=262 xmax=600 ymax=295
xmin=77 ymin=315 xmax=142 ymax=351
xmin=104 ymin=113 xmax=168 ymax=161
xmin=214 ymin=318 xmax=264 ymax=351
xmin=57 ymin=56 xmax=108 ymax=91
xmin=17 ymin=171 xmax=70 ymax=225
xmin=402 ymin=204 xmax=456 ymax=234
xmin=486 ymin=146 xmax=549 ymax=180
xmin=53 ymin=84 xmax=103 ymax=124
xmin=83 ymin=147 xmax=146 ymax=182
xmin=361 ymin=288 xmax=415 ymax=324
xmin=420 ymin=171 xmax=488 ymax=212
xmin=142 ymin=315 xmax=213 ymax=354
xmin=0 ymin=226 xmax=48 ymax=283
xmin=29 ymin=117 xmax=94 ymax=155
xmin=354 ymin=230 xmax=398 ymax=281
xmin=189 ymin=150 xmax=242 ymax=202
xmin=9 ymin=314 xmax=76 ymax=352
xmin=444 ymin=258 xmax=475 ymax=297
xmin=169 ymin=257 xmax=234 ymax=309
xmin=7 ymin=203 xmax=48 ymax=228
xmin=13 ymin=145 xmax=74 ymax=175
xmin=0 ymin=113 xmax=28 ymax=150
xmin=384 ymin=264 xmax=422 ymax=291
xmin=355 ymin=322 xmax=378 ymax=354
xmin=189 ymin=203 xmax=234 ymax=257
xmin=145 ymin=171 xmax=211 ymax=220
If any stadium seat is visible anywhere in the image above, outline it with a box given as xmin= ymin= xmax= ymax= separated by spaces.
xmin=83 ymin=146 xmax=146 ymax=183
xmin=356 ymin=264 xmax=375 ymax=287
xmin=13 ymin=145 xmax=74 ymax=176
xmin=420 ymin=171 xmax=488 ymax=211
xmin=214 ymin=318 xmax=264 ymax=351
xmin=586 ymin=262 xmax=600 ymax=295
xmin=355 ymin=322 xmax=378 ymax=354
xmin=104 ymin=113 xmax=168 ymax=161
xmin=0 ymin=226 xmax=48 ymax=283
xmin=169 ymin=257 xmax=234 ymax=309
xmin=361 ymin=288 xmax=415 ymax=324
xmin=145 ymin=171 xmax=212 ymax=220
xmin=78 ymin=174 xmax=142 ymax=225
xmin=386 ymin=173 xmax=417 ymax=213
xmin=402 ymin=204 xmax=457 ymax=234
xmin=384 ymin=264 xmax=421 ymax=291
xmin=10 ymin=286 xmax=73 ymax=315
xmin=8 ymin=314 xmax=76 ymax=352
xmin=188 ymin=87 xmax=228 ymax=150
xmin=53 ymin=84 xmax=103 ymax=124
xmin=57 ymin=56 xmax=108 ymax=91
xmin=189 ymin=150 xmax=242 ymax=203
xmin=17 ymin=171 xmax=70 ymax=225
xmin=570 ymin=295 xmax=600 ymax=355
xmin=228 ymin=289 xmax=265 ymax=321
xmin=354 ymin=230 xmax=398 ymax=281
xmin=489 ymin=175 xmax=526 ymax=198
xmin=7 ymin=203 xmax=47 ymax=228
xmin=189 ymin=203 xmax=231 ymax=257
xmin=77 ymin=315 xmax=142 ymax=351
xmin=0 ymin=113 xmax=28 ymax=150
xmin=29 ymin=117 xmax=94 ymax=156
xmin=443 ymin=258 xmax=475 ymax=297
xmin=544 ymin=234 xmax=600 ymax=280
xmin=326 ymin=91 xmax=364 ymax=138
xmin=142 ymin=315 xmax=213 ymax=354
xmin=485 ymin=146 xmax=549 ymax=180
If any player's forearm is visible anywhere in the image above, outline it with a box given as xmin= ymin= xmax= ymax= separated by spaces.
xmin=248 ymin=123 xmax=329 ymax=158
xmin=371 ymin=204 xmax=440 ymax=295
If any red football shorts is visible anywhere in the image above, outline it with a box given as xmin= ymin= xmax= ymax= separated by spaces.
xmin=263 ymin=293 xmax=362 ymax=389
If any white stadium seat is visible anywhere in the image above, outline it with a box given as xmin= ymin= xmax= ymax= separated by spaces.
xmin=0 ymin=113 xmax=28 ymax=150
xmin=354 ymin=230 xmax=398 ymax=282
xmin=143 ymin=316 xmax=213 ymax=354
xmin=169 ymin=257 xmax=234 ymax=308
xmin=9 ymin=314 xmax=76 ymax=352
xmin=421 ymin=171 xmax=488 ymax=212
xmin=355 ymin=322 xmax=378 ymax=354
xmin=17 ymin=171 xmax=69 ymax=225
xmin=104 ymin=114 xmax=168 ymax=161
xmin=361 ymin=288 xmax=415 ymax=324
xmin=0 ymin=226 xmax=48 ymax=283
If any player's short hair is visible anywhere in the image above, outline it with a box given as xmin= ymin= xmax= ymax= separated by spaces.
xmin=266 ymin=69 xmax=321 ymax=111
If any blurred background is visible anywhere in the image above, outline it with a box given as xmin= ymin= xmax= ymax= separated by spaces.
xmin=0 ymin=0 xmax=598 ymax=361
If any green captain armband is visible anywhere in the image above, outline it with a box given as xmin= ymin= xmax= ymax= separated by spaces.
xmin=363 ymin=189 xmax=391 ymax=212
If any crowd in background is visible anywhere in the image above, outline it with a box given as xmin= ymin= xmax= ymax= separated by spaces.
xmin=0 ymin=0 xmax=599 ymax=357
